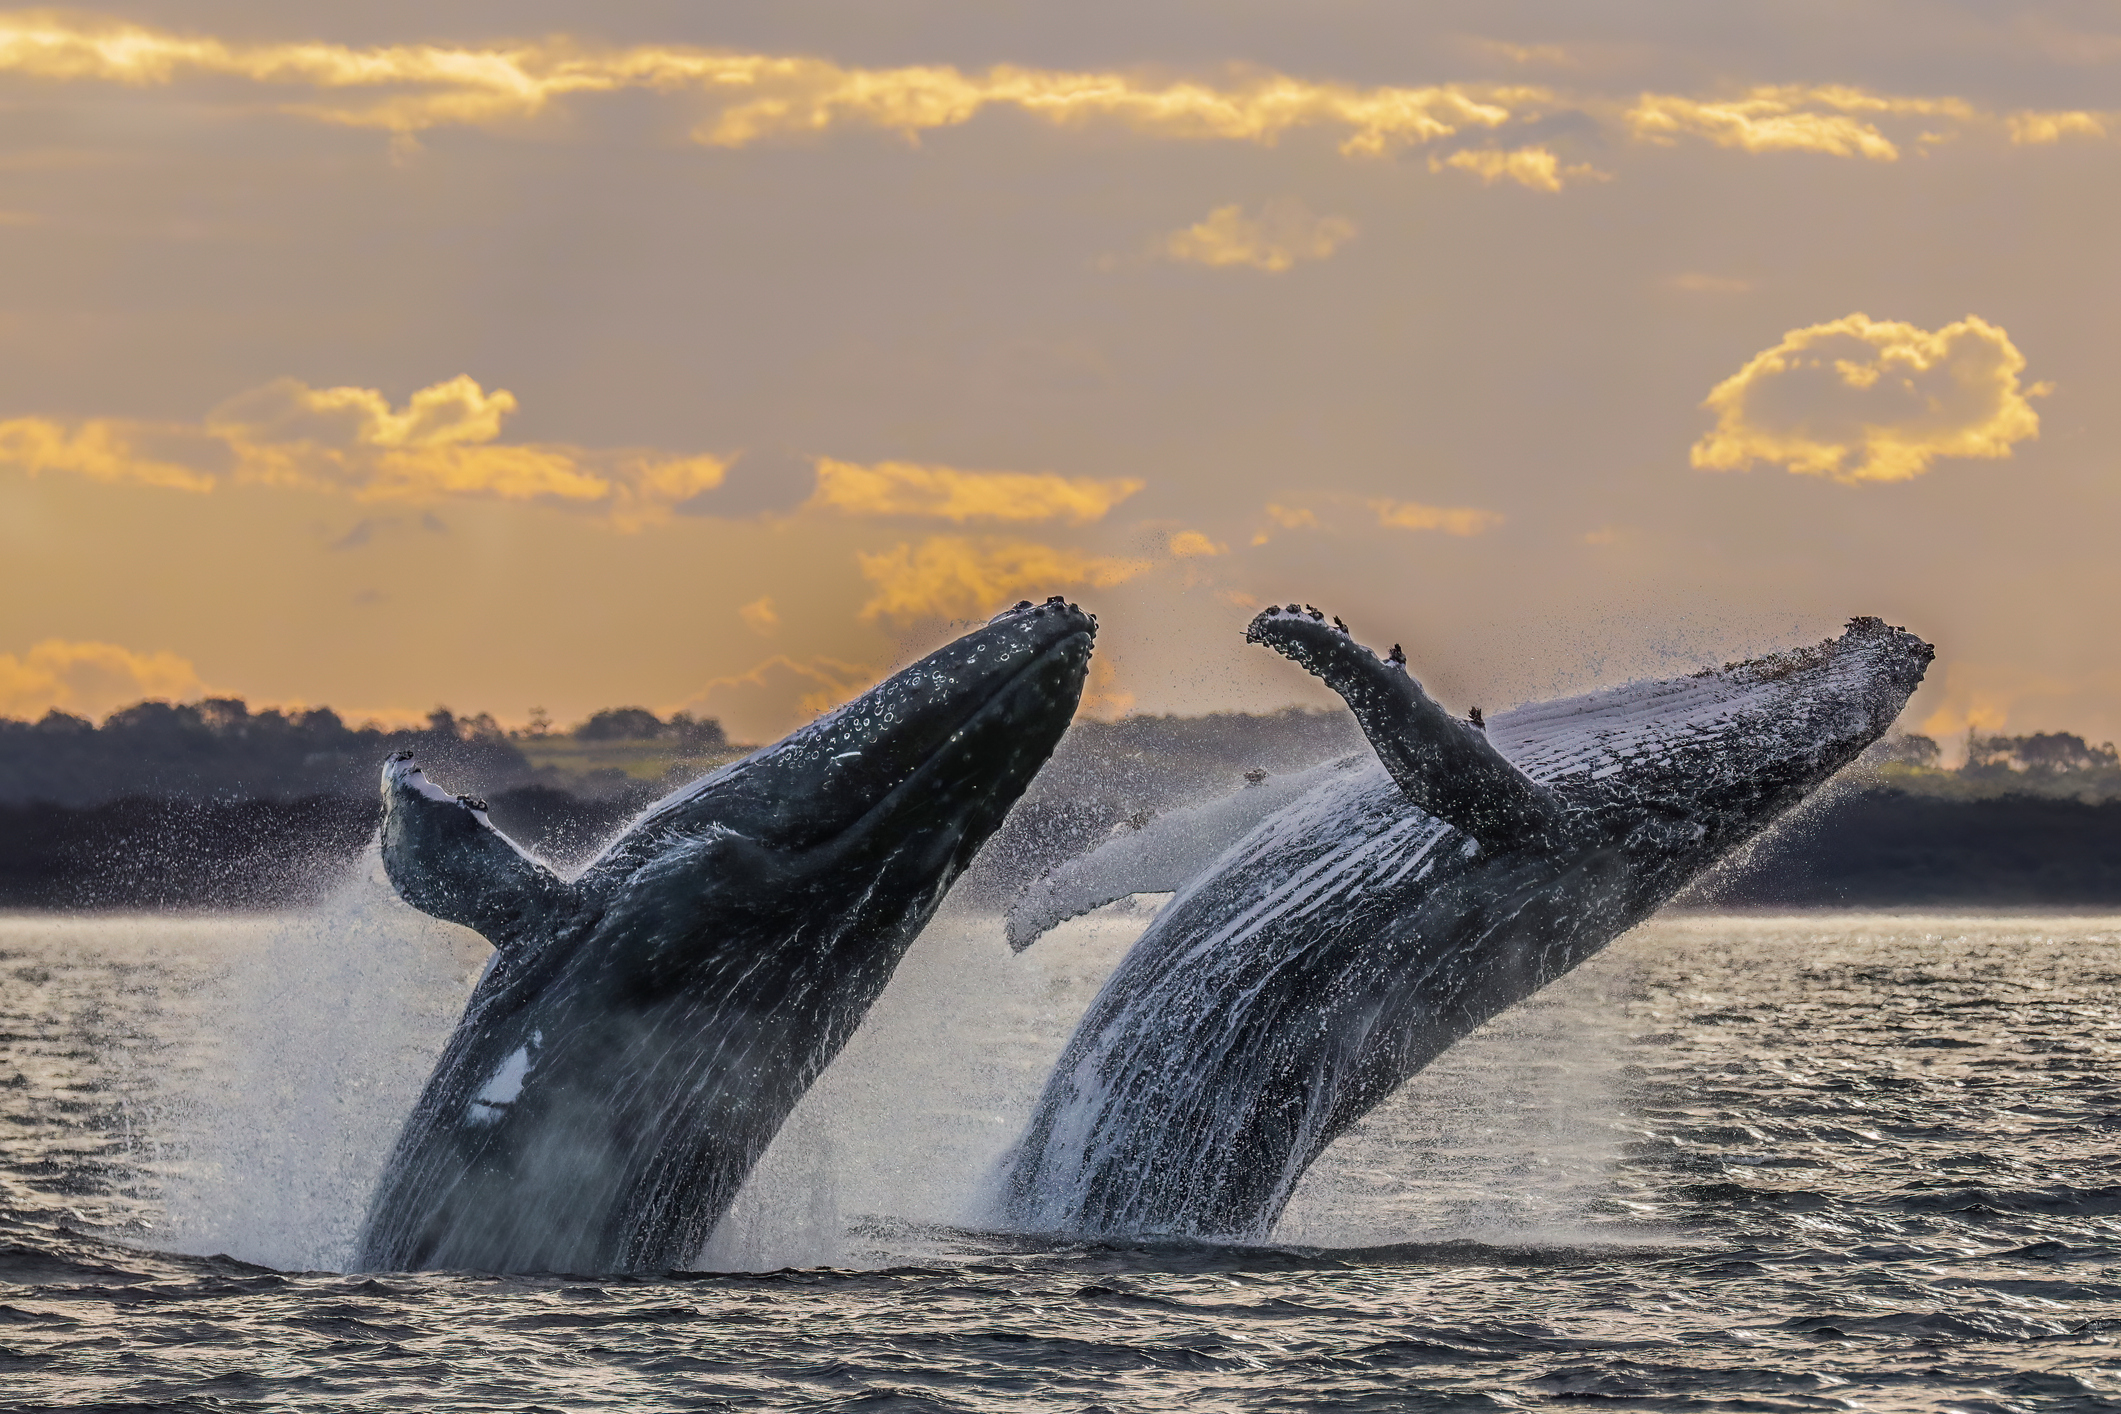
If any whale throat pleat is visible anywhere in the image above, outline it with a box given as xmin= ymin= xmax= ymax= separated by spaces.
xmin=379 ymin=755 xmax=574 ymax=952
xmin=1245 ymin=608 xmax=1568 ymax=850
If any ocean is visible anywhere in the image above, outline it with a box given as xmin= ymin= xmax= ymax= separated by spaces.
xmin=3 ymin=879 xmax=2118 ymax=1410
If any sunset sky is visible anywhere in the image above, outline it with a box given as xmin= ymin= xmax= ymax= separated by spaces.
xmin=0 ymin=3 xmax=2115 ymax=747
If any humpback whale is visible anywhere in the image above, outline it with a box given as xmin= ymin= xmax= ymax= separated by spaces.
xmin=997 ymin=608 xmax=1931 ymax=1242
xmin=356 ymin=597 xmax=1096 ymax=1275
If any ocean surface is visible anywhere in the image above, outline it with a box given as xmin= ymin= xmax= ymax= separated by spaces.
xmin=3 ymin=877 xmax=2119 ymax=1410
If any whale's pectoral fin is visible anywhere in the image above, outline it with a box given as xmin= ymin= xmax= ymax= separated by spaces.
xmin=379 ymin=753 xmax=573 ymax=950
xmin=1246 ymin=606 xmax=1569 ymax=849
xmin=1005 ymin=764 xmax=1334 ymax=951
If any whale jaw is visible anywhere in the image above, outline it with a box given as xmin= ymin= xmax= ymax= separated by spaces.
xmin=357 ymin=598 xmax=1094 ymax=1275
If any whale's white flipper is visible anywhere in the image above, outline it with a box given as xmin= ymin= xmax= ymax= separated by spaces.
xmin=1005 ymin=762 xmax=1342 ymax=952
xmin=1245 ymin=606 xmax=1569 ymax=849
xmin=379 ymin=753 xmax=574 ymax=953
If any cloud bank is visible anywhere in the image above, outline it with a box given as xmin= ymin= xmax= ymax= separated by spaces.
xmin=2 ymin=12 xmax=2108 ymax=171
xmin=1161 ymin=201 xmax=1356 ymax=271
xmin=856 ymin=536 xmax=1150 ymax=622
xmin=0 ymin=640 xmax=206 ymax=720
xmin=1692 ymin=313 xmax=2045 ymax=482
xmin=807 ymin=458 xmax=1141 ymax=523
xmin=0 ymin=375 xmax=729 ymax=528
xmin=1368 ymin=498 xmax=1505 ymax=536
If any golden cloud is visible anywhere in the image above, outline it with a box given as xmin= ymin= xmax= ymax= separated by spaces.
xmin=856 ymin=536 xmax=1150 ymax=622
xmin=1691 ymin=313 xmax=2046 ymax=483
xmin=0 ymin=375 xmax=728 ymax=528
xmin=1625 ymin=86 xmax=1975 ymax=160
xmin=0 ymin=639 xmax=206 ymax=720
xmin=2007 ymin=109 xmax=2113 ymax=144
xmin=1429 ymin=145 xmax=1602 ymax=191
xmin=1167 ymin=530 xmax=1227 ymax=556
xmin=1 ymin=14 xmax=2108 ymax=175
xmin=678 ymin=654 xmax=879 ymax=743
xmin=808 ymin=457 xmax=1140 ymax=524
xmin=1161 ymin=200 xmax=1356 ymax=271
xmin=1368 ymin=498 xmax=1504 ymax=536
xmin=739 ymin=595 xmax=780 ymax=636
xmin=0 ymin=14 xmax=1533 ymax=157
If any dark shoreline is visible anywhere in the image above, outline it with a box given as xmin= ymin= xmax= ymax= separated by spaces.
xmin=3 ymin=786 xmax=2119 ymax=912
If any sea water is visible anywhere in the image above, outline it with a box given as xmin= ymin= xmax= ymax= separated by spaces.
xmin=3 ymin=897 xmax=2120 ymax=1410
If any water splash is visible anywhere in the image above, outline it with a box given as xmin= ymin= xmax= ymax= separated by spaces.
xmin=153 ymin=843 xmax=483 ymax=1271
xmin=134 ymin=874 xmax=1630 ymax=1273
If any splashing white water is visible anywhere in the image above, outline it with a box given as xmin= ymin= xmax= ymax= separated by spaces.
xmin=153 ymin=844 xmax=483 ymax=1271
xmin=138 ymin=874 xmax=1628 ymax=1273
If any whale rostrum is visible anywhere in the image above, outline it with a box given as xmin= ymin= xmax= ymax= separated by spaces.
xmin=357 ymin=597 xmax=1096 ymax=1275
xmin=997 ymin=607 xmax=1932 ymax=1242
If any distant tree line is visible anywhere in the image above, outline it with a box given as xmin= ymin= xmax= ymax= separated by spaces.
xmin=1863 ymin=730 xmax=2121 ymax=801
xmin=0 ymin=698 xmax=733 ymax=807
xmin=8 ymin=695 xmax=2121 ymax=910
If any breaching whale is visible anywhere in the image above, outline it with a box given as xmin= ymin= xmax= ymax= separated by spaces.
xmin=356 ymin=597 xmax=1096 ymax=1274
xmin=996 ymin=607 xmax=1931 ymax=1242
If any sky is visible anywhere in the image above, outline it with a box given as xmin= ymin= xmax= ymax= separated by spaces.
xmin=0 ymin=2 xmax=2115 ymax=747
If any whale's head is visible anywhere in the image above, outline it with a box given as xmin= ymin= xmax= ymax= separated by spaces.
xmin=586 ymin=596 xmax=1096 ymax=912
xmin=1493 ymin=615 xmax=1935 ymax=876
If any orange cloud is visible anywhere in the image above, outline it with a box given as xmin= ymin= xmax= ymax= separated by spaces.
xmin=0 ymin=14 xmax=1533 ymax=157
xmin=1429 ymin=145 xmax=1603 ymax=191
xmin=1692 ymin=313 xmax=2045 ymax=483
xmin=0 ymin=375 xmax=728 ymax=528
xmin=1264 ymin=503 xmax=1318 ymax=529
xmin=1161 ymin=200 xmax=1356 ymax=271
xmin=0 ymin=639 xmax=206 ymax=720
xmin=1368 ymin=498 xmax=1504 ymax=536
xmin=1625 ymin=86 xmax=1974 ymax=159
xmin=1167 ymin=530 xmax=1227 ymax=557
xmin=1 ymin=16 xmax=2108 ymax=174
xmin=856 ymin=536 xmax=1150 ymax=622
xmin=677 ymin=654 xmax=878 ymax=743
xmin=808 ymin=458 xmax=1140 ymax=524
xmin=739 ymin=595 xmax=780 ymax=636
xmin=2007 ymin=109 xmax=2113 ymax=144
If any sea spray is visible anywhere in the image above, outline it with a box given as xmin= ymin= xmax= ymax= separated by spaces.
xmin=153 ymin=843 xmax=484 ymax=1271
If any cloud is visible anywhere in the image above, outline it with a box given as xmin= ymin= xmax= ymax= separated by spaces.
xmin=0 ymin=375 xmax=729 ymax=528
xmin=1429 ymin=146 xmax=1603 ymax=191
xmin=2008 ymin=110 xmax=2114 ymax=144
xmin=1625 ymin=86 xmax=1975 ymax=160
xmin=0 ymin=14 xmax=1532 ymax=157
xmin=856 ymin=536 xmax=1150 ymax=622
xmin=808 ymin=458 xmax=1140 ymax=524
xmin=1691 ymin=313 xmax=2046 ymax=482
xmin=677 ymin=654 xmax=878 ymax=743
xmin=3 ymin=15 xmax=2111 ymax=175
xmin=1160 ymin=201 xmax=1356 ymax=271
xmin=1264 ymin=504 xmax=1319 ymax=529
xmin=1368 ymin=498 xmax=1505 ymax=536
xmin=1668 ymin=272 xmax=1754 ymax=293
xmin=0 ymin=640 xmax=206 ymax=720
xmin=1167 ymin=530 xmax=1227 ymax=557
xmin=739 ymin=595 xmax=780 ymax=636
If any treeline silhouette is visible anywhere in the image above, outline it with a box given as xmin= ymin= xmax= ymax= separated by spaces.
xmin=3 ymin=700 xmax=2120 ymax=910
